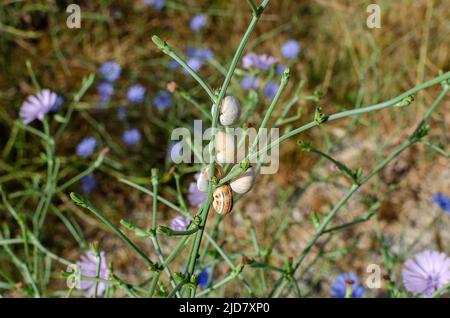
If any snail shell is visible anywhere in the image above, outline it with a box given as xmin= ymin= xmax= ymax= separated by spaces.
xmin=212 ymin=185 xmax=233 ymax=216
xmin=230 ymin=167 xmax=256 ymax=194
xmin=212 ymin=96 xmax=241 ymax=126
xmin=196 ymin=164 xmax=224 ymax=192
xmin=214 ymin=130 xmax=236 ymax=164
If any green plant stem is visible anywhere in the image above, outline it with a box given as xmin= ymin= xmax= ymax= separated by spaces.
xmin=70 ymin=193 xmax=156 ymax=269
xmin=421 ymin=140 xmax=450 ymax=158
xmin=185 ymin=0 xmax=270 ymax=297
xmin=269 ymin=84 xmax=449 ymax=297
xmin=218 ymin=71 xmax=450 ymax=186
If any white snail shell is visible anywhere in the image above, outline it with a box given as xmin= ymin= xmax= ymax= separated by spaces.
xmin=196 ymin=164 xmax=224 ymax=192
xmin=212 ymin=184 xmax=233 ymax=215
xmin=230 ymin=167 xmax=256 ymax=194
xmin=212 ymin=96 xmax=241 ymax=126
xmin=213 ymin=130 xmax=236 ymax=164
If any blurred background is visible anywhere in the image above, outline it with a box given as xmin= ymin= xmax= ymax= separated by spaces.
xmin=0 ymin=0 xmax=449 ymax=297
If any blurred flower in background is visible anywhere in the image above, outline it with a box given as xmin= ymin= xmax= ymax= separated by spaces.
xmin=190 ymin=14 xmax=207 ymax=32
xmin=122 ymin=128 xmax=141 ymax=146
xmin=19 ymin=89 xmax=57 ymax=124
xmin=97 ymin=82 xmax=114 ymax=104
xmin=432 ymin=192 xmax=450 ymax=214
xmin=187 ymin=177 xmax=207 ymax=207
xmin=170 ymin=215 xmax=191 ymax=231
xmin=153 ymin=90 xmax=173 ymax=110
xmin=241 ymin=75 xmax=260 ymax=91
xmin=76 ymin=250 xmax=109 ymax=297
xmin=276 ymin=63 xmax=286 ymax=75
xmin=51 ymin=94 xmax=64 ymax=112
xmin=197 ymin=267 xmax=211 ymax=289
xmin=281 ymin=39 xmax=301 ymax=58
xmin=99 ymin=61 xmax=121 ymax=82
xmin=242 ymin=53 xmax=277 ymax=71
xmin=402 ymin=250 xmax=450 ymax=297
xmin=263 ymin=81 xmax=279 ymax=99
xmin=76 ymin=137 xmax=97 ymax=158
xmin=168 ymin=141 xmax=183 ymax=162
xmin=80 ymin=174 xmax=97 ymax=194
xmin=143 ymin=0 xmax=165 ymax=11
xmin=127 ymin=84 xmax=146 ymax=103
xmin=330 ymin=273 xmax=366 ymax=298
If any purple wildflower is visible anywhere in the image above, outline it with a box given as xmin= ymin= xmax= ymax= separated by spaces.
xmin=76 ymin=250 xmax=109 ymax=297
xmin=185 ymin=58 xmax=203 ymax=73
xmin=281 ymin=40 xmax=301 ymax=58
xmin=143 ymin=0 xmax=164 ymax=11
xmin=242 ymin=53 xmax=277 ymax=71
xmin=19 ymin=89 xmax=57 ymax=124
xmin=432 ymin=193 xmax=450 ymax=214
xmin=186 ymin=48 xmax=213 ymax=61
xmin=99 ymin=61 xmax=121 ymax=82
xmin=276 ymin=63 xmax=286 ymax=75
xmin=190 ymin=14 xmax=207 ymax=32
xmin=76 ymin=137 xmax=97 ymax=158
xmin=187 ymin=179 xmax=207 ymax=207
xmin=122 ymin=128 xmax=141 ymax=146
xmin=127 ymin=84 xmax=146 ymax=103
xmin=331 ymin=273 xmax=366 ymax=298
xmin=263 ymin=81 xmax=280 ymax=99
xmin=97 ymin=82 xmax=114 ymax=103
xmin=153 ymin=90 xmax=172 ymax=110
xmin=169 ymin=60 xmax=180 ymax=69
xmin=170 ymin=215 xmax=191 ymax=231
xmin=51 ymin=95 xmax=64 ymax=112
xmin=80 ymin=174 xmax=97 ymax=194
xmin=197 ymin=267 xmax=211 ymax=289
xmin=241 ymin=75 xmax=260 ymax=91
xmin=402 ymin=250 xmax=450 ymax=297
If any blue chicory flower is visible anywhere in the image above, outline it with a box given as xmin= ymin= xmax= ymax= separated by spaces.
xmin=187 ymin=180 xmax=207 ymax=207
xmin=143 ymin=0 xmax=164 ymax=11
xmin=197 ymin=267 xmax=211 ymax=289
xmin=281 ymin=40 xmax=301 ymax=58
xmin=51 ymin=95 xmax=64 ymax=112
xmin=170 ymin=216 xmax=191 ymax=232
xmin=76 ymin=137 xmax=97 ymax=158
xmin=263 ymin=81 xmax=279 ymax=99
xmin=80 ymin=174 xmax=97 ymax=194
xmin=19 ymin=89 xmax=57 ymax=124
xmin=99 ymin=61 xmax=121 ymax=82
xmin=97 ymin=82 xmax=114 ymax=103
xmin=190 ymin=14 xmax=207 ymax=32
xmin=242 ymin=53 xmax=277 ymax=71
xmin=153 ymin=90 xmax=173 ymax=110
xmin=122 ymin=128 xmax=141 ymax=145
xmin=127 ymin=84 xmax=146 ymax=103
xmin=331 ymin=273 xmax=366 ymax=298
xmin=276 ymin=63 xmax=286 ymax=75
xmin=241 ymin=75 xmax=260 ymax=91
xmin=76 ymin=250 xmax=109 ymax=297
xmin=432 ymin=192 xmax=450 ymax=214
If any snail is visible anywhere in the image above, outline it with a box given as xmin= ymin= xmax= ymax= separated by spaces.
xmin=230 ymin=166 xmax=256 ymax=194
xmin=212 ymin=96 xmax=241 ymax=126
xmin=196 ymin=164 xmax=224 ymax=192
xmin=212 ymin=184 xmax=234 ymax=215
xmin=211 ymin=130 xmax=236 ymax=164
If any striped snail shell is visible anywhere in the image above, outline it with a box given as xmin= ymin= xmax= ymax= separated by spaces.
xmin=212 ymin=96 xmax=241 ymax=126
xmin=212 ymin=184 xmax=233 ymax=216
xmin=196 ymin=164 xmax=224 ymax=192
xmin=230 ymin=166 xmax=256 ymax=194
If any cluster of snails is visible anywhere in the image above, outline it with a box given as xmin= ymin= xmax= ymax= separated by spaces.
xmin=196 ymin=96 xmax=256 ymax=216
